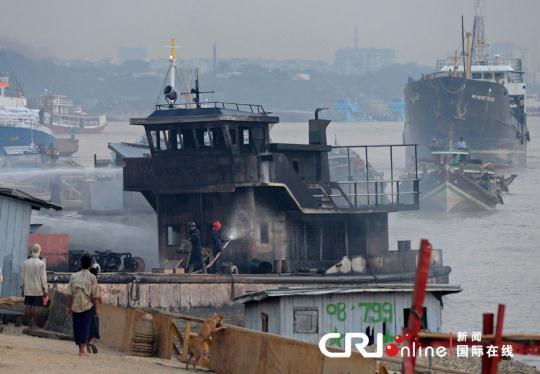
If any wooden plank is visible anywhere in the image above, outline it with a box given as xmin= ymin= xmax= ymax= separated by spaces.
xmin=180 ymin=321 xmax=191 ymax=363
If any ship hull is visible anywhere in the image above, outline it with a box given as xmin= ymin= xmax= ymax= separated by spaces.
xmin=420 ymin=167 xmax=499 ymax=213
xmin=404 ymin=76 xmax=527 ymax=167
xmin=0 ymin=125 xmax=56 ymax=154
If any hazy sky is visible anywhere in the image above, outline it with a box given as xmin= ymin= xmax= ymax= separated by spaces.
xmin=2 ymin=0 xmax=539 ymax=66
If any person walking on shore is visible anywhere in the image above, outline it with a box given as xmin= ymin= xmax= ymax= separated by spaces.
xmin=20 ymin=243 xmax=48 ymax=329
xmin=87 ymin=263 xmax=102 ymax=354
xmin=66 ymin=255 xmax=101 ymax=356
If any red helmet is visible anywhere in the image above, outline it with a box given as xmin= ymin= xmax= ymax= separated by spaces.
xmin=212 ymin=221 xmax=222 ymax=230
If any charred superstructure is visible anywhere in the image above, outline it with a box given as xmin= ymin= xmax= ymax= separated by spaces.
xmin=114 ymin=93 xmax=425 ymax=274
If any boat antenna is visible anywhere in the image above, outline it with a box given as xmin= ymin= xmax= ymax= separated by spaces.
xmin=182 ymin=68 xmax=213 ymax=109
xmin=461 ymin=15 xmax=466 ymax=78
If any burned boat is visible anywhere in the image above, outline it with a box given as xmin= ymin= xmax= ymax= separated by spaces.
xmin=106 ymin=43 xmax=452 ymax=286
xmin=419 ymin=148 xmax=515 ymax=212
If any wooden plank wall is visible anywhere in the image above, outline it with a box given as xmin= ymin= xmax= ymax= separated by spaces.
xmin=96 ymin=302 xmax=376 ymax=373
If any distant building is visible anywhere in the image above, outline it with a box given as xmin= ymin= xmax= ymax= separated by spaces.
xmin=118 ymin=47 xmax=148 ymax=62
xmin=0 ymin=187 xmax=61 ymax=297
xmin=334 ymin=48 xmax=396 ymax=75
xmin=236 ymin=285 xmax=461 ymax=345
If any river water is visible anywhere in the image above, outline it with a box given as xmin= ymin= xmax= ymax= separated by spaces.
xmin=74 ymin=117 xmax=540 ymax=364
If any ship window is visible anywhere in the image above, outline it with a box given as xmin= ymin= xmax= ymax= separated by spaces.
xmin=242 ymin=128 xmax=250 ymax=145
xmin=177 ymin=133 xmax=184 ymax=149
xmin=182 ymin=129 xmax=196 ymax=149
xmin=212 ymin=128 xmax=226 ymax=149
xmin=472 ymin=73 xmax=481 ymax=79
xmin=495 ymin=72 xmax=504 ymax=80
xmin=293 ymin=309 xmax=318 ymax=334
xmin=260 ymin=223 xmax=269 ymax=244
xmin=167 ymin=225 xmax=182 ymax=246
xmin=292 ymin=159 xmax=300 ymax=174
xmin=229 ymin=129 xmax=238 ymax=145
xmin=203 ymin=130 xmax=212 ymax=147
xmin=483 ymin=73 xmax=493 ymax=80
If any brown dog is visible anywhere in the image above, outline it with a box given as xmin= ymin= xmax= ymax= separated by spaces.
xmin=186 ymin=313 xmax=224 ymax=370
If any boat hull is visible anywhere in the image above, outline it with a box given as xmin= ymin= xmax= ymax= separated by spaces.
xmin=0 ymin=125 xmax=56 ymax=154
xmin=420 ymin=167 xmax=500 ymax=213
xmin=404 ymin=76 xmax=527 ymax=167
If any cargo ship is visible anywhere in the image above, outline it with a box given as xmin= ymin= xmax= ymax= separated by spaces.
xmin=0 ymin=76 xmax=56 ymax=154
xmin=403 ymin=0 xmax=529 ymax=168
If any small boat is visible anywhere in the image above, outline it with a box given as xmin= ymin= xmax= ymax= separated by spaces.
xmin=55 ymin=135 xmax=79 ymax=157
xmin=419 ymin=149 xmax=514 ymax=213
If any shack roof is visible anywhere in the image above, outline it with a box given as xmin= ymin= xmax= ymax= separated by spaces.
xmin=130 ymin=105 xmax=280 ymax=126
xmin=234 ymin=284 xmax=462 ymax=304
xmin=0 ymin=187 xmax=62 ymax=211
xmin=108 ymin=142 xmax=150 ymax=160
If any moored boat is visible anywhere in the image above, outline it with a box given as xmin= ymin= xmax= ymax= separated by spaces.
xmin=419 ymin=148 xmax=514 ymax=213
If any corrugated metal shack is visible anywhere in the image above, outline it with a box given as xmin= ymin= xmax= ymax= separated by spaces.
xmin=235 ymin=284 xmax=461 ymax=345
xmin=0 ymin=187 xmax=61 ymax=296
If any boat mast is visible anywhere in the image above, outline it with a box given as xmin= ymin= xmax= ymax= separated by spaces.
xmin=472 ymin=0 xmax=487 ymax=62
xmin=169 ymin=38 xmax=176 ymax=89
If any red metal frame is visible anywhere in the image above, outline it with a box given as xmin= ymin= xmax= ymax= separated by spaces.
xmin=403 ymin=239 xmax=540 ymax=374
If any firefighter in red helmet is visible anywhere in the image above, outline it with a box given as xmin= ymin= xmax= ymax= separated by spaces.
xmin=210 ymin=220 xmax=224 ymax=273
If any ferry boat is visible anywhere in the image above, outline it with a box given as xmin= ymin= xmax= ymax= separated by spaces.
xmin=40 ymin=93 xmax=107 ymax=134
xmin=404 ymin=0 xmax=529 ymax=168
xmin=0 ymin=76 xmax=56 ymax=155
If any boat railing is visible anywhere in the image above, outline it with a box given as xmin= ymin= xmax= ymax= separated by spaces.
xmin=311 ymin=179 xmax=419 ymax=209
xmin=0 ymin=117 xmax=40 ymax=128
xmin=155 ymin=101 xmax=267 ymax=114
xmin=326 ymin=144 xmax=419 ymax=209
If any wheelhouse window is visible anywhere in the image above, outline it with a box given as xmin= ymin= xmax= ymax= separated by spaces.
xmin=260 ymin=223 xmax=269 ymax=244
xmin=167 ymin=225 xmax=182 ymax=246
xmin=242 ymin=128 xmax=250 ymax=145
xmin=483 ymin=73 xmax=493 ymax=80
xmin=472 ymin=72 xmax=482 ymax=79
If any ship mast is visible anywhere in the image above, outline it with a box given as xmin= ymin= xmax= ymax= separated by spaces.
xmin=472 ymin=0 xmax=487 ymax=62
xmin=169 ymin=38 xmax=176 ymax=89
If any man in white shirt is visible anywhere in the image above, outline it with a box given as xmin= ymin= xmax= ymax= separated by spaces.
xmin=20 ymin=243 xmax=48 ymax=328
xmin=456 ymin=137 xmax=467 ymax=150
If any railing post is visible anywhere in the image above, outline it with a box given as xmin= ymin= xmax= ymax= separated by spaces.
xmin=414 ymin=144 xmax=418 ymax=179
xmin=396 ymin=182 xmax=400 ymax=206
xmin=347 ymin=147 xmax=351 ymax=180
xmin=375 ymin=182 xmax=379 ymax=206
xmin=354 ymin=182 xmax=357 ymax=207
xmin=414 ymin=180 xmax=419 ymax=207
xmin=390 ymin=145 xmax=394 ymax=205
xmin=365 ymin=146 xmax=369 ymax=206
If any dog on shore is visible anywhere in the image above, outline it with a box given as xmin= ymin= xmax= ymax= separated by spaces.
xmin=186 ymin=313 xmax=224 ymax=370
